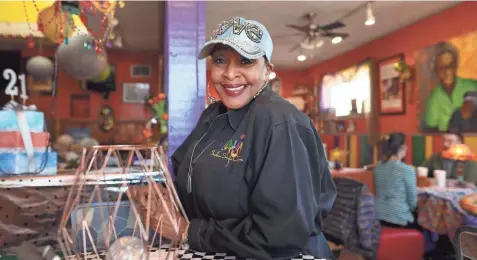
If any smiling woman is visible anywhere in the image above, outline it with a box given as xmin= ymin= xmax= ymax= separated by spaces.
xmin=157 ymin=16 xmax=337 ymax=260
xmin=208 ymin=45 xmax=272 ymax=110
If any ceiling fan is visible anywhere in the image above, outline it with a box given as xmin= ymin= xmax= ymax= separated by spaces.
xmin=286 ymin=13 xmax=349 ymax=53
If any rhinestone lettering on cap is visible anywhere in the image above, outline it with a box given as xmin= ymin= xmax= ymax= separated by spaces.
xmin=212 ymin=17 xmax=263 ymax=43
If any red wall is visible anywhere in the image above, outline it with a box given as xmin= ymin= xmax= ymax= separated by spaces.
xmin=22 ymin=48 xmax=159 ymax=122
xmin=273 ymin=69 xmax=308 ymax=97
xmin=303 ymin=2 xmax=477 ymax=134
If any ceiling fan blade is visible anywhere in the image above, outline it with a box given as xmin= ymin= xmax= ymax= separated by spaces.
xmin=289 ymin=43 xmax=302 ymax=53
xmin=286 ymin=24 xmax=309 ymax=32
xmin=320 ymin=21 xmax=346 ymax=31
xmin=322 ymin=32 xmax=349 ymax=38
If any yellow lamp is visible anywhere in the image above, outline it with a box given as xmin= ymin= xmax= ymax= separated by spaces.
xmin=442 ymin=144 xmax=476 ymax=183
xmin=443 ymin=144 xmax=476 ymax=161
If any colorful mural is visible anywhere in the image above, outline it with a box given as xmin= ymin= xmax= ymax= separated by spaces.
xmin=416 ymin=31 xmax=477 ymax=132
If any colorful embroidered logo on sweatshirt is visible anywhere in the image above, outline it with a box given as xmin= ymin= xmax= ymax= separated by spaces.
xmin=211 ymin=134 xmax=245 ymax=166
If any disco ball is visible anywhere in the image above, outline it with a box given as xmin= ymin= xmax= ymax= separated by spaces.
xmin=56 ymin=34 xmax=107 ymax=80
xmin=26 ymin=56 xmax=54 ymax=80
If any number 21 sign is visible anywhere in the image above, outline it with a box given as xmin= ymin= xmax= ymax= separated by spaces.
xmin=3 ymin=68 xmax=28 ymax=102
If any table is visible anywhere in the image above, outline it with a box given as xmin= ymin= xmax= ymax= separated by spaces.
xmin=417 ymin=179 xmax=476 ymax=238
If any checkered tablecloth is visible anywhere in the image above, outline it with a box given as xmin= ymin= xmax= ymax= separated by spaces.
xmin=64 ymin=245 xmax=326 ymax=260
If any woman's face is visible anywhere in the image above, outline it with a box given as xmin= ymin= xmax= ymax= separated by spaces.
xmin=210 ymin=46 xmax=272 ymax=110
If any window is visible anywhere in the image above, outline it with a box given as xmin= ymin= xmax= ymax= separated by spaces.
xmin=321 ymin=63 xmax=371 ymax=117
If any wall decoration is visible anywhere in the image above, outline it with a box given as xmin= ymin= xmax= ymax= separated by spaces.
xmin=70 ymin=94 xmax=91 ymax=119
xmin=378 ymin=54 xmax=405 ymax=115
xmin=416 ymin=31 xmax=477 ymax=132
xmin=2 ymin=68 xmax=28 ymax=104
xmin=145 ymin=93 xmax=168 ymax=135
xmin=393 ymin=59 xmax=415 ymax=104
xmin=122 ymin=83 xmax=150 ymax=104
xmin=98 ymin=105 xmax=115 ymax=132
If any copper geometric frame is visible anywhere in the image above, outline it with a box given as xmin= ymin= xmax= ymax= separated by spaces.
xmin=57 ymin=145 xmax=188 ymax=259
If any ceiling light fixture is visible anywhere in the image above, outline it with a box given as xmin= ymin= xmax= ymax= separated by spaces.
xmin=331 ymin=36 xmax=342 ymax=44
xmin=297 ymin=54 xmax=307 ymax=62
xmin=300 ymin=38 xmax=324 ymax=50
xmin=365 ymin=2 xmax=375 ymax=26
xmin=269 ymin=72 xmax=277 ymax=80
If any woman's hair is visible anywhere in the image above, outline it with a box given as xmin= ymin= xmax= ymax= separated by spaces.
xmin=381 ymin=132 xmax=406 ymax=161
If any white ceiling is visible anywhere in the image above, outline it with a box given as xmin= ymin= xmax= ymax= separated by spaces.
xmin=0 ymin=1 xmax=460 ymax=70
xmin=206 ymin=1 xmax=460 ymax=69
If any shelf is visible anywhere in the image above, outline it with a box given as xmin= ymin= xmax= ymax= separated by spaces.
xmin=0 ymin=169 xmax=164 ymax=189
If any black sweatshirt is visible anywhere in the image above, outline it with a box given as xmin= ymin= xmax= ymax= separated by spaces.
xmin=172 ymin=87 xmax=336 ymax=260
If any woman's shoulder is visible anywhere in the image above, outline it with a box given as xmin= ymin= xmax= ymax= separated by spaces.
xmin=375 ymin=161 xmax=414 ymax=172
xmin=252 ymin=91 xmax=311 ymax=129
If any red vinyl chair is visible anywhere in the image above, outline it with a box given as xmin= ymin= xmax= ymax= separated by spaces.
xmin=376 ymin=227 xmax=425 ymax=260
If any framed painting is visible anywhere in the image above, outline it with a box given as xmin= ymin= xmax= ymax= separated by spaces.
xmin=122 ymin=82 xmax=150 ymax=104
xmin=378 ymin=54 xmax=406 ymax=115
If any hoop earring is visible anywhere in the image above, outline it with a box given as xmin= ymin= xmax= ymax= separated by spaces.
xmin=207 ymin=81 xmax=220 ymax=103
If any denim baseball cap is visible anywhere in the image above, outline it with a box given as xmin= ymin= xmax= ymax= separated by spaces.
xmin=199 ymin=17 xmax=273 ymax=62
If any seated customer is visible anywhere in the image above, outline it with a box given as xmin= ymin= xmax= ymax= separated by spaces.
xmin=448 ymin=91 xmax=477 ymax=132
xmin=374 ymin=133 xmax=419 ymax=229
xmin=422 ymin=130 xmax=477 ymax=184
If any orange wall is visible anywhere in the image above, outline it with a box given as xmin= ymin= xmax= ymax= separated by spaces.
xmin=304 ymin=2 xmax=477 ymax=134
xmin=22 ymin=48 xmax=159 ymax=122
xmin=273 ymin=69 xmax=309 ymax=97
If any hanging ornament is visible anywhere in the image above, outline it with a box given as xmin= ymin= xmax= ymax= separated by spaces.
xmin=37 ymin=3 xmax=74 ymax=43
xmin=38 ymin=22 xmax=44 ymax=33
xmin=60 ymin=0 xmax=81 ymax=15
xmin=90 ymin=64 xmax=111 ymax=83
xmin=92 ymin=0 xmax=117 ymax=14
xmin=393 ymin=60 xmax=412 ymax=83
xmin=27 ymin=36 xmax=35 ymax=48
xmin=26 ymin=56 xmax=54 ymax=80
xmin=56 ymin=34 xmax=108 ymax=80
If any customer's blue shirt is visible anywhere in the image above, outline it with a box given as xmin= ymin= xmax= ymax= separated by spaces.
xmin=374 ymin=160 xmax=417 ymax=226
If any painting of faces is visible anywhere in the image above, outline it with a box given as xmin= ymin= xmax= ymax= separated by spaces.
xmin=416 ymin=31 xmax=477 ymax=132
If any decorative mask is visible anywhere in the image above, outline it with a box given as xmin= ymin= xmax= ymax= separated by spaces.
xmin=98 ymin=105 xmax=115 ymax=132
